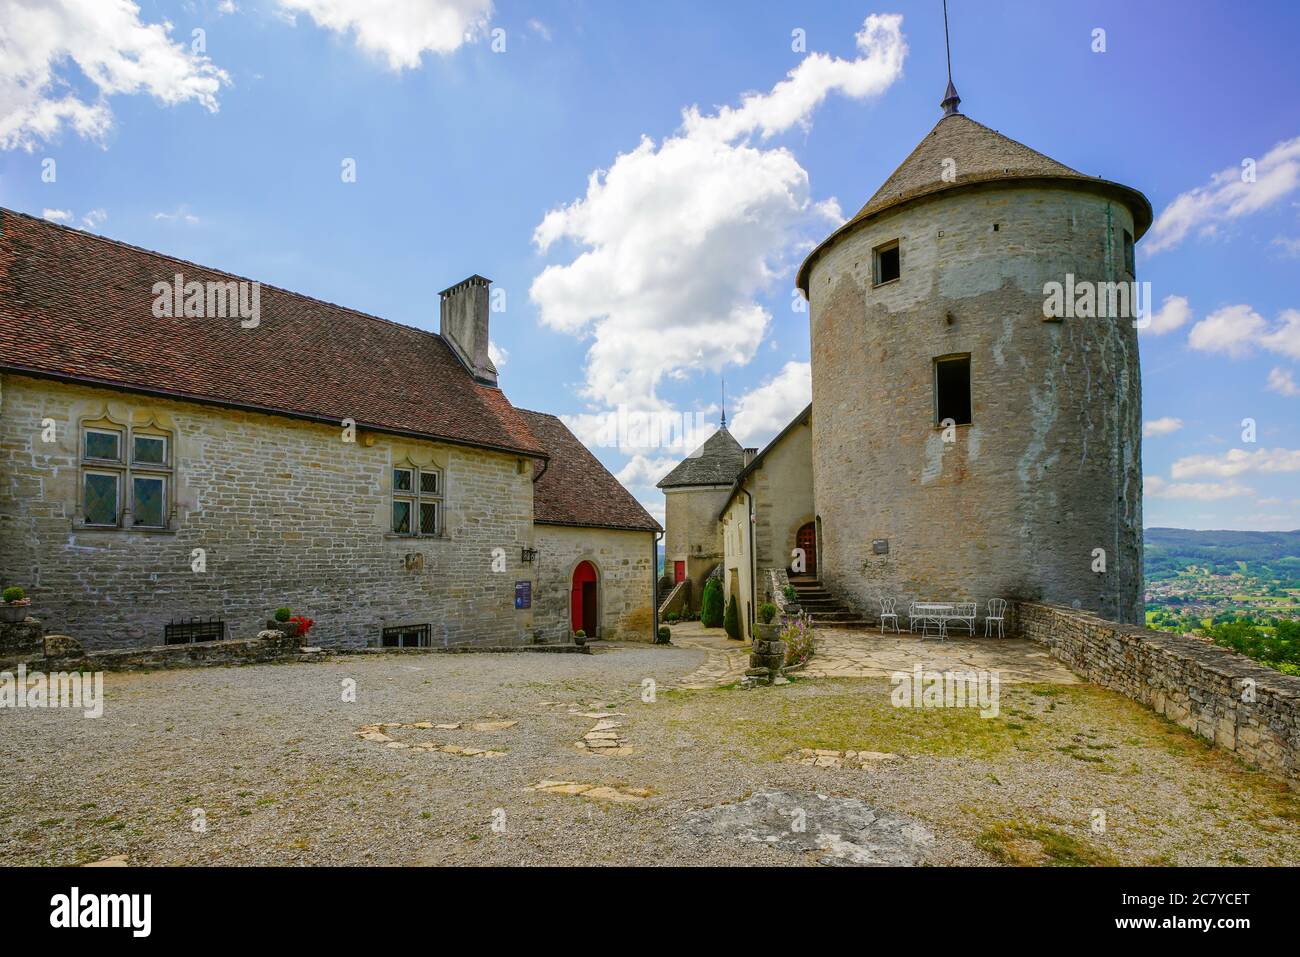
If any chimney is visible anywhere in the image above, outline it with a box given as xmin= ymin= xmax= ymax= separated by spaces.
xmin=743 ymin=447 xmax=758 ymax=467
xmin=439 ymin=275 xmax=497 ymax=386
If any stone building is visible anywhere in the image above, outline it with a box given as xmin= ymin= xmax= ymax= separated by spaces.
xmin=717 ymin=405 xmax=813 ymax=640
xmin=672 ymin=86 xmax=1150 ymax=628
xmin=0 ymin=208 xmax=660 ymax=650
xmin=656 ymin=423 xmax=747 ymax=614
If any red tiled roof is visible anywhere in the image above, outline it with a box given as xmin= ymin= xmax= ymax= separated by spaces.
xmin=516 ymin=409 xmax=661 ymax=533
xmin=0 ymin=208 xmax=543 ymax=457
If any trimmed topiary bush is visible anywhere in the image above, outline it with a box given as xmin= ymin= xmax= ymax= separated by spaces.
xmin=757 ymin=602 xmax=777 ymax=624
xmin=657 ymin=625 xmax=671 ymax=644
xmin=274 ymin=607 xmax=291 ymax=622
xmin=3 ymin=586 xmax=25 ymax=604
xmin=723 ymin=593 xmax=740 ymax=640
xmin=701 ymin=577 xmax=724 ymax=628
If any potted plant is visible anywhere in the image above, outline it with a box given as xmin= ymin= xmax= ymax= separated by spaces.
xmin=269 ymin=607 xmax=299 ymax=638
xmin=656 ymin=625 xmax=672 ymax=645
xmin=2 ymin=586 xmax=31 ymax=624
xmin=573 ymin=628 xmax=587 ymax=647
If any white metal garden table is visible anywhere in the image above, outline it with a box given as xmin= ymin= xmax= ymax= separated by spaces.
xmin=913 ymin=602 xmax=955 ymax=639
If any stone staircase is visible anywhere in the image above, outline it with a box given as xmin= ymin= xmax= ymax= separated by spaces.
xmin=788 ymin=576 xmax=873 ymax=630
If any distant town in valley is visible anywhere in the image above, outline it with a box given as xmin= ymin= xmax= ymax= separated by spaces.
xmin=1145 ymin=528 xmax=1300 ymax=674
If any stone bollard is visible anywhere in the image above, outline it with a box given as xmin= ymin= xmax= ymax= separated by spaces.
xmin=745 ymin=622 xmax=787 ymax=686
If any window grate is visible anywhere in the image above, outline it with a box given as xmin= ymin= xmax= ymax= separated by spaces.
xmin=165 ymin=617 xmax=225 ymax=645
xmin=382 ymin=624 xmax=431 ymax=648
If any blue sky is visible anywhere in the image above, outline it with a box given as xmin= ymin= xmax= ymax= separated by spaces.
xmin=3 ymin=0 xmax=1299 ymax=531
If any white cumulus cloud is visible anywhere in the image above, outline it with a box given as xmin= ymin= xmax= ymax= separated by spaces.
xmin=1143 ymin=475 xmax=1253 ymax=501
xmin=1171 ymin=447 xmax=1300 ymax=480
xmin=1142 ymin=416 xmax=1183 ymax=439
xmin=1145 ymin=134 xmax=1300 ymax=255
xmin=277 ymin=0 xmax=493 ymax=69
xmin=1267 ymin=367 xmax=1300 ymax=397
xmin=0 ymin=0 xmax=229 ymax=151
xmin=728 ymin=361 xmax=811 ymax=448
xmin=615 ymin=454 xmax=680 ymax=489
xmin=529 ymin=14 xmax=907 ymax=415
xmin=1139 ymin=294 xmax=1191 ymax=336
xmin=1187 ymin=305 xmax=1300 ymax=360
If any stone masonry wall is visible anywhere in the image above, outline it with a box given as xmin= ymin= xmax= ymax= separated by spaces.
xmin=1017 ymin=601 xmax=1300 ymax=787
xmin=0 ymin=374 xmax=544 ymax=650
xmin=663 ymin=485 xmax=730 ymax=611
xmin=532 ymin=524 xmax=656 ymax=642
xmin=747 ymin=419 xmax=813 ymax=573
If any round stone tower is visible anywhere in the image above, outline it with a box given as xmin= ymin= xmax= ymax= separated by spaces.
xmin=797 ymin=91 xmax=1151 ymax=624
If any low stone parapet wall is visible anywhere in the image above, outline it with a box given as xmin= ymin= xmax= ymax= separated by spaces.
xmin=1016 ymin=601 xmax=1300 ymax=787
xmin=57 ymin=630 xmax=302 ymax=672
xmin=0 ymin=619 xmax=43 ymax=659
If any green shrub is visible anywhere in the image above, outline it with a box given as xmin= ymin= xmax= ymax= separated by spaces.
xmin=701 ymin=578 xmax=724 ymax=628
xmin=274 ymin=607 xmax=291 ymax=622
xmin=665 ymin=612 xmax=679 ymax=623
xmin=723 ymin=594 xmax=740 ymax=640
xmin=782 ymin=584 xmax=797 ymax=603
xmin=657 ymin=626 xmax=671 ymax=644
xmin=574 ymin=629 xmax=586 ymax=638
xmin=757 ymin=602 xmax=777 ymax=624
xmin=3 ymin=586 xmax=25 ymax=604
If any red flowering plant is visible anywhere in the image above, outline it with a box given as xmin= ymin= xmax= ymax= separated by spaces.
xmin=288 ymin=615 xmax=315 ymax=638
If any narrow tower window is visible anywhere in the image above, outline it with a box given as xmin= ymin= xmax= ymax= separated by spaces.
xmin=1122 ymin=229 xmax=1135 ymax=275
xmin=934 ymin=355 xmax=972 ymax=426
xmin=873 ymin=240 xmax=900 ymax=285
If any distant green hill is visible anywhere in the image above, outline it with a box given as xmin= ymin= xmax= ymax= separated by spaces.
xmin=1145 ymin=527 xmax=1300 ymax=583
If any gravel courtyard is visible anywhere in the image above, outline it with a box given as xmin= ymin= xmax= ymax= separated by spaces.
xmin=3 ymin=636 xmax=1299 ymax=867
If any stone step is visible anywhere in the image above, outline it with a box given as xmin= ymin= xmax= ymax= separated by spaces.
xmin=815 ymin=619 xmax=876 ymax=629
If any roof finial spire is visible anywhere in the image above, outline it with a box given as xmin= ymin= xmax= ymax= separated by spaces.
xmin=940 ymin=0 xmax=961 ymax=116
xmin=720 ymin=375 xmax=727 ymax=429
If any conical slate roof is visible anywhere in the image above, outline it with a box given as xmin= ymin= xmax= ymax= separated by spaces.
xmin=797 ymin=112 xmax=1152 ymax=292
xmin=656 ymin=427 xmax=746 ymax=489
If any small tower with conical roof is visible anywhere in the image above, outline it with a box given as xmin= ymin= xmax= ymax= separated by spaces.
xmin=795 ymin=57 xmax=1151 ymax=623
xmin=657 ymin=424 xmax=747 ymax=612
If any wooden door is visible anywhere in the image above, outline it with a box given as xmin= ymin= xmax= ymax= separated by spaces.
xmin=795 ymin=523 xmax=817 ymax=576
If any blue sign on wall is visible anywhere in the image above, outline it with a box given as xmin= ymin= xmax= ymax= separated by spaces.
xmin=514 ymin=581 xmax=532 ymax=609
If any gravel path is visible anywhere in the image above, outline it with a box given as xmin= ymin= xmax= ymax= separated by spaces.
xmin=2 ymin=640 xmax=1298 ymax=866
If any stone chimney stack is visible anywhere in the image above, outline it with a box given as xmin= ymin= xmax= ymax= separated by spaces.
xmin=743 ymin=447 xmax=758 ymax=466
xmin=439 ymin=275 xmax=497 ymax=386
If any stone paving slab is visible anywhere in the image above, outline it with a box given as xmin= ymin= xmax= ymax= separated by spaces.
xmin=664 ymin=620 xmax=1077 ymax=687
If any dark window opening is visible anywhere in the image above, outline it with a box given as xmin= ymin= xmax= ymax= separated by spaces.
xmin=934 ymin=355 xmax=972 ymax=426
xmin=383 ymin=624 xmax=430 ymax=648
xmin=1122 ymin=229 xmax=1135 ymax=274
xmin=873 ymin=241 xmax=900 ymax=285
xmin=165 ymin=617 xmax=225 ymax=644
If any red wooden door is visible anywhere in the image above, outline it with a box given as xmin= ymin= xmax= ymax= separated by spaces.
xmin=795 ymin=523 xmax=817 ymax=576
xmin=571 ymin=561 xmax=598 ymax=633
xmin=673 ymin=561 xmax=686 ymax=583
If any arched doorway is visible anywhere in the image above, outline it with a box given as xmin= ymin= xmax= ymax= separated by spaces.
xmin=795 ymin=522 xmax=817 ymax=576
xmin=570 ymin=561 xmax=599 ymax=636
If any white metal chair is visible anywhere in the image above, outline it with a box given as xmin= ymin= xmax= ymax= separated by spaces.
xmin=907 ymin=601 xmax=921 ymax=633
xmin=879 ymin=598 xmax=899 ymax=634
xmin=985 ymin=598 xmax=1007 ymax=638
xmin=949 ymin=602 xmax=977 ymax=636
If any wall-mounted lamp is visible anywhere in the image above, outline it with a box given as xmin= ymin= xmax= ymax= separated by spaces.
xmin=521 ymin=546 xmax=539 ymax=564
